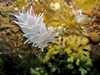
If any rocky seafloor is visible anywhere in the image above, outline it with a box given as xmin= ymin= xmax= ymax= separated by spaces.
xmin=0 ymin=0 xmax=100 ymax=75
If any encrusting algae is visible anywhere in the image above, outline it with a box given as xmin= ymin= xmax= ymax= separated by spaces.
xmin=33 ymin=0 xmax=71 ymax=27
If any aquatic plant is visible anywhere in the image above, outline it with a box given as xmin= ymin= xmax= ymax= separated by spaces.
xmin=30 ymin=67 xmax=48 ymax=75
xmin=43 ymin=35 xmax=92 ymax=75
xmin=65 ymin=35 xmax=92 ymax=75
xmin=43 ymin=36 xmax=67 ymax=63
xmin=10 ymin=6 xmax=57 ymax=52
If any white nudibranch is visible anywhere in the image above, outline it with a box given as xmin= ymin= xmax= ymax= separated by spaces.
xmin=11 ymin=6 xmax=57 ymax=52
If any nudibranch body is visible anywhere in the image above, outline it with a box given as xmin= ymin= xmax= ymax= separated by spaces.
xmin=11 ymin=6 xmax=57 ymax=52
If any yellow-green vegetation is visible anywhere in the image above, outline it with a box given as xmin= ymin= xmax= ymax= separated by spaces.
xmin=30 ymin=67 xmax=48 ymax=75
xmin=43 ymin=36 xmax=67 ymax=62
xmin=43 ymin=35 xmax=92 ymax=75
xmin=33 ymin=0 xmax=72 ymax=27
xmin=73 ymin=0 xmax=100 ymax=14
xmin=16 ymin=0 xmax=28 ymax=8
xmin=65 ymin=35 xmax=92 ymax=75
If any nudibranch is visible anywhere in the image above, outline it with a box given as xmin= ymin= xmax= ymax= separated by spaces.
xmin=10 ymin=6 xmax=57 ymax=52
